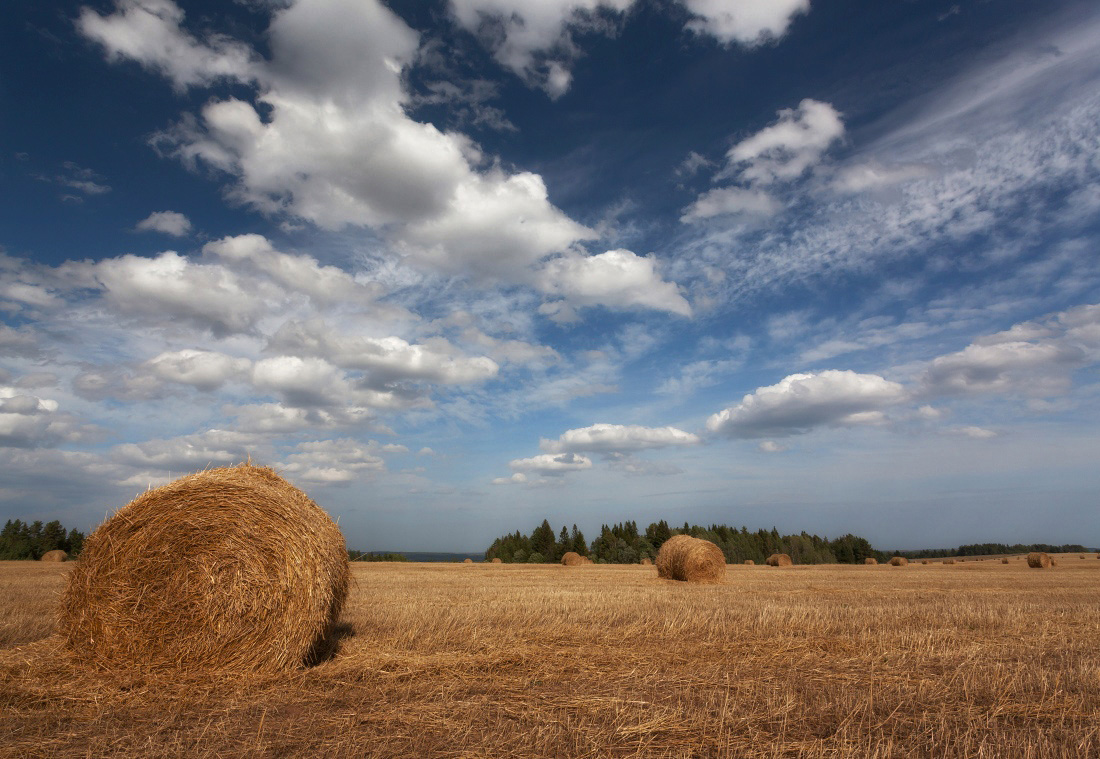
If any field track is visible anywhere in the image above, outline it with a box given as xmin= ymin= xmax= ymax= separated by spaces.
xmin=2 ymin=557 xmax=1098 ymax=758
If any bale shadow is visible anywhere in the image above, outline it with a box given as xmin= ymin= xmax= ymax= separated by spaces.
xmin=304 ymin=621 xmax=355 ymax=667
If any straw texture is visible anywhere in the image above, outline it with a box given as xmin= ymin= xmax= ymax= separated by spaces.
xmin=561 ymin=552 xmax=584 ymax=566
xmin=59 ymin=464 xmax=348 ymax=672
xmin=40 ymin=550 xmax=67 ymax=562
xmin=655 ymin=535 xmax=725 ymax=583
xmin=1027 ymin=552 xmax=1051 ymax=569
xmin=864 ymin=558 xmax=878 ymax=565
xmin=889 ymin=557 xmax=908 ymax=567
xmin=766 ymin=553 xmax=793 ymax=567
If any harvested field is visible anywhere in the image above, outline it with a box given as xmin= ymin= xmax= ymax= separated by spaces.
xmin=2 ymin=558 xmax=1099 ymax=758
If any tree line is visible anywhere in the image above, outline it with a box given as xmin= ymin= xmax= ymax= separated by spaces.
xmin=0 ymin=519 xmax=85 ymax=560
xmin=897 ymin=542 xmax=1091 ymax=559
xmin=485 ymin=519 xmax=891 ymax=564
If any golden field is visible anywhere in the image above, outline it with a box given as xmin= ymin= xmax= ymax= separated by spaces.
xmin=1 ymin=556 xmax=1098 ymax=758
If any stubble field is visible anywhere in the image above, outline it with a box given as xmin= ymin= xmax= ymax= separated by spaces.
xmin=1 ymin=556 xmax=1098 ymax=758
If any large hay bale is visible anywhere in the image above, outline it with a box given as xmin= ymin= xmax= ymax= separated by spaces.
xmin=491 ymin=557 xmax=502 ymax=564
xmin=889 ymin=556 xmax=908 ymax=567
xmin=943 ymin=559 xmax=955 ymax=565
xmin=60 ymin=464 xmax=348 ymax=672
xmin=765 ymin=553 xmax=793 ymax=567
xmin=40 ymin=549 xmax=68 ymax=562
xmin=921 ymin=560 xmax=929 ymax=565
xmin=743 ymin=559 xmax=755 ymax=565
xmin=864 ymin=557 xmax=878 ymax=565
xmin=656 ymin=534 xmax=725 ymax=583
xmin=561 ymin=551 xmax=584 ymax=566
xmin=1002 ymin=557 xmax=1010 ymax=564
xmin=1027 ymin=552 xmax=1051 ymax=569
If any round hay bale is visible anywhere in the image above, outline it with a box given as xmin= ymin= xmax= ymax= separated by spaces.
xmin=463 ymin=558 xmax=474 ymax=564
xmin=40 ymin=549 xmax=68 ymax=562
xmin=921 ymin=560 xmax=929 ymax=565
xmin=561 ymin=551 xmax=584 ymax=566
xmin=864 ymin=557 xmax=878 ymax=565
xmin=888 ymin=556 xmax=908 ymax=567
xmin=1001 ymin=557 xmax=1010 ymax=564
xmin=765 ymin=553 xmax=792 ymax=567
xmin=491 ymin=557 xmax=502 ymax=564
xmin=743 ymin=559 xmax=755 ymax=565
xmin=640 ymin=557 xmax=653 ymax=566
xmin=60 ymin=464 xmax=348 ymax=673
xmin=1026 ymin=552 xmax=1051 ymax=569
xmin=655 ymin=534 xmax=725 ymax=583
xmin=943 ymin=559 xmax=955 ymax=565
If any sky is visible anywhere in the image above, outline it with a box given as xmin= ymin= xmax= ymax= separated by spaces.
xmin=1 ymin=0 xmax=1098 ymax=553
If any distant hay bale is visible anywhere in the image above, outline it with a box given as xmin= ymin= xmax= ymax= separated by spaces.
xmin=581 ymin=556 xmax=593 ymax=564
xmin=656 ymin=535 xmax=725 ymax=583
xmin=864 ymin=557 xmax=878 ymax=565
xmin=889 ymin=556 xmax=908 ymax=567
xmin=743 ymin=559 xmax=755 ymax=565
xmin=491 ymin=558 xmax=502 ymax=564
xmin=1027 ymin=552 xmax=1051 ymax=569
xmin=640 ymin=558 xmax=652 ymax=566
xmin=943 ymin=559 xmax=955 ymax=565
xmin=561 ymin=552 xmax=584 ymax=566
xmin=60 ymin=464 xmax=348 ymax=673
xmin=1002 ymin=558 xmax=1010 ymax=564
xmin=40 ymin=549 xmax=68 ymax=562
xmin=765 ymin=553 xmax=793 ymax=567
xmin=463 ymin=558 xmax=474 ymax=564
xmin=921 ymin=560 xmax=929 ymax=565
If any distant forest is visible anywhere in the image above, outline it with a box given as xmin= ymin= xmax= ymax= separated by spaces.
xmin=0 ymin=519 xmax=85 ymax=560
xmin=484 ymin=520 xmax=1093 ymax=565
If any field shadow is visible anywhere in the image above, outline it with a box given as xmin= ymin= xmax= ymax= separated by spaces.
xmin=304 ymin=621 xmax=355 ymax=667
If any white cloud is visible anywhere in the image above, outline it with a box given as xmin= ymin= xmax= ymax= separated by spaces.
xmin=105 ymin=0 xmax=594 ymax=282
xmin=540 ymin=423 xmax=700 ymax=453
xmin=280 ymin=438 xmax=389 ymax=484
xmin=707 ymin=370 xmax=908 ymax=438
xmin=758 ymin=440 xmax=787 ymax=453
xmin=135 ymin=210 xmax=192 ymax=236
xmin=266 ymin=320 xmax=499 ymax=385
xmin=89 ymin=251 xmax=268 ymax=337
xmin=492 ymin=472 xmax=528 ymax=485
xmin=78 ymin=0 xmax=260 ymax=91
xmin=830 ymin=161 xmax=933 ymax=194
xmin=144 ymin=349 xmax=251 ymax=391
xmin=722 ymin=99 xmax=845 ymax=185
xmin=921 ymin=341 xmax=1084 ymax=398
xmin=538 ymin=249 xmax=692 ymax=316
xmin=448 ymin=0 xmax=635 ymax=97
xmin=111 ymin=428 xmax=257 ymax=472
xmin=680 ymin=186 xmax=780 ymax=222
xmin=680 ymin=0 xmax=809 ymax=46
xmin=947 ymin=425 xmax=998 ymax=439
xmin=509 ymin=451 xmax=592 ymax=475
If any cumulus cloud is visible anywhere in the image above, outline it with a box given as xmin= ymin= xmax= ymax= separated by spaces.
xmin=266 ymin=320 xmax=499 ymax=385
xmin=921 ymin=341 xmax=1084 ymax=397
xmin=111 ymin=428 xmax=256 ymax=471
xmin=540 ymin=423 xmax=700 ymax=453
xmin=280 ymin=438 xmax=389 ymax=484
xmin=144 ymin=348 xmax=251 ymax=391
xmin=448 ymin=0 xmax=635 ymax=97
xmin=135 ymin=210 xmax=192 ymax=236
xmin=680 ymin=0 xmax=809 ymax=46
xmin=680 ymin=186 xmax=781 ymax=222
xmin=509 ymin=451 xmax=592 ymax=475
xmin=538 ymin=249 xmax=692 ymax=316
xmin=707 ymin=370 xmax=908 ymax=438
xmin=722 ymin=99 xmax=845 ymax=185
xmin=95 ymin=0 xmax=596 ymax=283
xmin=78 ymin=0 xmax=260 ymax=90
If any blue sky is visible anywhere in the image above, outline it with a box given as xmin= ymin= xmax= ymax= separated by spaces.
xmin=2 ymin=0 xmax=1098 ymax=552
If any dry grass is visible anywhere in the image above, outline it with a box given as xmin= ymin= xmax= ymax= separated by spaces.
xmin=2 ymin=557 xmax=1099 ymax=758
